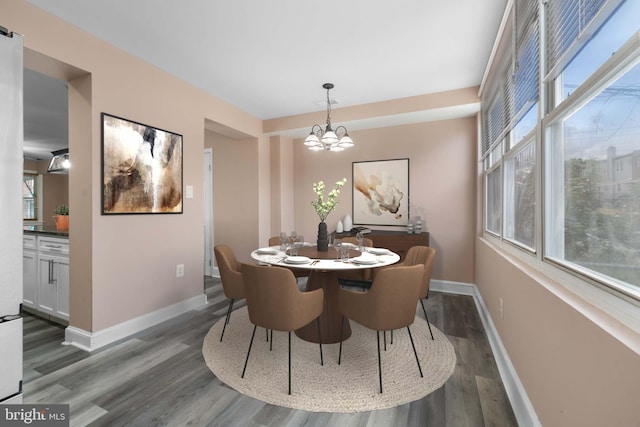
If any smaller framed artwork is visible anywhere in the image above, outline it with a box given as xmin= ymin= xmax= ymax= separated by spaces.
xmin=101 ymin=113 xmax=183 ymax=214
xmin=352 ymin=158 xmax=409 ymax=227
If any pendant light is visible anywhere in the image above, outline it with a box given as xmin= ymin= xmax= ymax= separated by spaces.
xmin=304 ymin=83 xmax=354 ymax=152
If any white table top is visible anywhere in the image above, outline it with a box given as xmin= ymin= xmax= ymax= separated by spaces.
xmin=250 ymin=245 xmax=400 ymax=271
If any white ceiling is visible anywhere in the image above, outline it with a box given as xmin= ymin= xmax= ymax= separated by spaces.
xmin=22 ymin=0 xmax=507 ymax=156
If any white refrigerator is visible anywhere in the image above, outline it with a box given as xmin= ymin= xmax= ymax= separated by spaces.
xmin=0 ymin=25 xmax=24 ymax=404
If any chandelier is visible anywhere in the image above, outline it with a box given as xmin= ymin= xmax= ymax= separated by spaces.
xmin=304 ymin=83 xmax=354 ymax=152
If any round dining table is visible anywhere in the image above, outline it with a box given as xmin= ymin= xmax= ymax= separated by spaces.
xmin=251 ymin=244 xmax=400 ymax=344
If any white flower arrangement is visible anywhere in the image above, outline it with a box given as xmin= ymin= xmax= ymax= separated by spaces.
xmin=311 ymin=178 xmax=347 ymax=222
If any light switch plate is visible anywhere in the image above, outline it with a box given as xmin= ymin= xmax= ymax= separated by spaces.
xmin=186 ymin=185 xmax=193 ymax=198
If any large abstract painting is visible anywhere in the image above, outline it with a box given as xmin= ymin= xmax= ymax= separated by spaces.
xmin=352 ymin=158 xmax=409 ymax=227
xmin=101 ymin=113 xmax=183 ymax=214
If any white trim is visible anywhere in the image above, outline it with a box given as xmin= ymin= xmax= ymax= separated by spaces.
xmin=432 ymin=279 xmax=541 ymax=427
xmin=478 ymin=0 xmax=514 ymax=97
xmin=64 ymin=294 xmax=207 ymax=352
xmin=211 ymin=267 xmax=220 ymax=278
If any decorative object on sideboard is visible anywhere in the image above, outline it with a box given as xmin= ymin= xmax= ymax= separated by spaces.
xmin=311 ymin=178 xmax=347 ymax=251
xmin=304 ymin=83 xmax=354 ymax=152
xmin=413 ymin=216 xmax=423 ymax=233
xmin=53 ymin=204 xmax=69 ymax=231
xmin=343 ymin=213 xmax=353 ymax=232
xmin=352 ymin=158 xmax=409 ymax=227
xmin=101 ymin=113 xmax=183 ymax=215
xmin=336 ymin=219 xmax=343 ymax=233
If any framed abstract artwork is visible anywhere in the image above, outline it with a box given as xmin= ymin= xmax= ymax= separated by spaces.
xmin=352 ymin=158 xmax=409 ymax=227
xmin=101 ymin=113 xmax=183 ymax=214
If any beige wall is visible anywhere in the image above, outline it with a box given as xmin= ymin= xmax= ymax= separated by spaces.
xmin=476 ymin=240 xmax=640 ymax=426
xmin=291 ymin=117 xmax=477 ymax=283
xmin=205 ymin=131 xmax=260 ymax=264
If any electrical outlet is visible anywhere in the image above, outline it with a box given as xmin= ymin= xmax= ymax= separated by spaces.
xmin=499 ymin=298 xmax=504 ymax=320
xmin=176 ymin=264 xmax=184 ymax=278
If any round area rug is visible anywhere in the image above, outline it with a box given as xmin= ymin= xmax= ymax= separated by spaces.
xmin=202 ymin=306 xmax=456 ymax=413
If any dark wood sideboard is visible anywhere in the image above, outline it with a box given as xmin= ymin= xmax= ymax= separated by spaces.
xmin=334 ymin=230 xmax=429 ymax=262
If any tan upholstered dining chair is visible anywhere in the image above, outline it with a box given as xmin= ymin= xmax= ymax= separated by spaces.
xmin=339 ymin=235 xmax=374 ymax=248
xmin=337 ymin=264 xmax=424 ymax=393
xmin=240 ymin=263 xmax=324 ymax=395
xmin=405 ymin=246 xmax=437 ymax=340
xmin=213 ymin=245 xmax=246 ymax=342
xmin=353 ymin=245 xmax=437 ymax=340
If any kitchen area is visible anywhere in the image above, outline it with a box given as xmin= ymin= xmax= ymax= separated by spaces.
xmin=22 ymin=64 xmax=70 ymax=325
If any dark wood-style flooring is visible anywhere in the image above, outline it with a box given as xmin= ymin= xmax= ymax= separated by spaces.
xmin=22 ymin=277 xmax=518 ymax=426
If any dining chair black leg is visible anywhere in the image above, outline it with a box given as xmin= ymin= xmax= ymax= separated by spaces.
xmin=288 ymin=331 xmax=292 ymax=395
xmin=407 ymin=326 xmax=423 ymax=378
xmin=383 ymin=331 xmax=387 ymax=351
xmin=317 ymin=317 xmax=324 ymax=366
xmin=266 ymin=328 xmax=269 ymax=342
xmin=338 ymin=316 xmax=345 ymax=365
xmin=241 ymin=324 xmax=257 ymax=378
xmin=420 ymin=299 xmax=435 ymax=340
xmin=226 ymin=299 xmax=235 ymax=324
xmin=377 ymin=330 xmax=383 ymax=393
xmin=391 ymin=329 xmax=394 ymax=344
xmin=220 ymin=298 xmax=235 ymax=342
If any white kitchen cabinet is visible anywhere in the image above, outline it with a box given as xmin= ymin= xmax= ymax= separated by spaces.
xmin=36 ymin=253 xmax=69 ymax=320
xmin=23 ymin=235 xmax=37 ymax=309
xmin=24 ymin=235 xmax=69 ymax=322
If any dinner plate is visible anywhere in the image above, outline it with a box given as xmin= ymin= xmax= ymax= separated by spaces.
xmin=367 ymin=247 xmax=389 ymax=255
xmin=341 ymin=242 xmax=357 ymax=248
xmin=257 ymin=247 xmax=278 ymax=255
xmin=284 ymin=256 xmax=311 ymax=264
xmin=351 ymin=255 xmax=378 ymax=265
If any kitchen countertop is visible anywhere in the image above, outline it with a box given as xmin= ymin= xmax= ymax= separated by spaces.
xmin=23 ymin=225 xmax=69 ymax=238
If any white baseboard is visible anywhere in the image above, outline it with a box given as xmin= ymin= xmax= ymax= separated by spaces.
xmin=64 ymin=293 xmax=208 ymax=352
xmin=432 ymin=279 xmax=541 ymax=427
xmin=211 ymin=267 xmax=220 ymax=278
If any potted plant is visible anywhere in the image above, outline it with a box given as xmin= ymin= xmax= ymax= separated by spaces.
xmin=53 ymin=204 xmax=69 ymax=231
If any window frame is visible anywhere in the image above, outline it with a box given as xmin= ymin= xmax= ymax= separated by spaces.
xmin=542 ymin=32 xmax=640 ymax=301
xmin=23 ymin=171 xmax=43 ymax=225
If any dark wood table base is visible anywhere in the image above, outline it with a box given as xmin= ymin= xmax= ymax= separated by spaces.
xmin=295 ymin=270 xmax=352 ymax=344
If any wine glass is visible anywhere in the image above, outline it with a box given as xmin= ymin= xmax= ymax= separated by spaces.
xmin=356 ymin=231 xmax=364 ymax=252
xmin=333 ymin=238 xmax=342 ymax=261
xmin=288 ymin=231 xmax=297 ymax=251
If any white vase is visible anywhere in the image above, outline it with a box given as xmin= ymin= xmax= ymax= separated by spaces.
xmin=336 ymin=220 xmax=343 ymax=233
xmin=343 ymin=214 xmax=352 ymax=232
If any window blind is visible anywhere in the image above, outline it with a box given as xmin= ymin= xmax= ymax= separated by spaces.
xmin=481 ymin=0 xmax=538 ymax=158
xmin=545 ymin=0 xmax=622 ymax=80
xmin=514 ymin=0 xmax=539 ymax=122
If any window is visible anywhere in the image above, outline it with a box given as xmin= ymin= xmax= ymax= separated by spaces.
xmin=504 ymin=140 xmax=536 ymax=249
xmin=548 ymin=0 xmax=636 ymax=104
xmin=481 ymin=0 xmax=539 ymax=246
xmin=23 ymin=173 xmax=38 ymax=221
xmin=481 ymin=0 xmax=640 ymax=299
xmin=544 ymin=2 xmax=640 ymax=297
